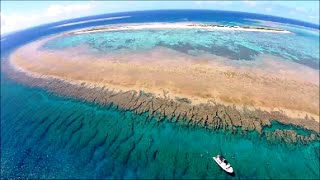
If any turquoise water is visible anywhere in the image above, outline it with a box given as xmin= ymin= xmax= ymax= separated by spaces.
xmin=44 ymin=28 xmax=320 ymax=69
xmin=1 ymin=10 xmax=320 ymax=179
xmin=1 ymin=77 xmax=319 ymax=179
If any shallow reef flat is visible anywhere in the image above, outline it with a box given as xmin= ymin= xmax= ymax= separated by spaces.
xmin=4 ymin=29 xmax=319 ymax=144
xmin=44 ymin=23 xmax=320 ymax=70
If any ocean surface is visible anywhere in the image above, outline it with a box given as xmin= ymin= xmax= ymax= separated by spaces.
xmin=1 ymin=10 xmax=319 ymax=179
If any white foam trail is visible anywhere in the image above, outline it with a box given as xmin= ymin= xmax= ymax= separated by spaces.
xmin=53 ymin=16 xmax=131 ymax=28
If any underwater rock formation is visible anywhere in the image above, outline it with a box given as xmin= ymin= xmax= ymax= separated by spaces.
xmin=264 ymin=129 xmax=317 ymax=144
xmin=3 ymin=61 xmax=319 ymax=144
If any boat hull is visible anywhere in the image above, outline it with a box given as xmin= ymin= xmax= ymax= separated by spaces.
xmin=213 ymin=157 xmax=234 ymax=174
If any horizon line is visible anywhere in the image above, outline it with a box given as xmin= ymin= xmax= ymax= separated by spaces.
xmin=2 ymin=9 xmax=319 ymax=37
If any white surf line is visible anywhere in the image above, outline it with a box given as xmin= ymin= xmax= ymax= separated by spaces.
xmin=72 ymin=23 xmax=291 ymax=35
xmin=53 ymin=16 xmax=131 ymax=28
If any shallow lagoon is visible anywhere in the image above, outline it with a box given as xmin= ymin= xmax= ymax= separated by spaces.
xmin=44 ymin=27 xmax=319 ymax=69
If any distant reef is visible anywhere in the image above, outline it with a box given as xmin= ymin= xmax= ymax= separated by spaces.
xmin=71 ymin=22 xmax=291 ymax=35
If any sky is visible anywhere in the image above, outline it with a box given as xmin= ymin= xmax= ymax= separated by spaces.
xmin=1 ymin=1 xmax=319 ymax=34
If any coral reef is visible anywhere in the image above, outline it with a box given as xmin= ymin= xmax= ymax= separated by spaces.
xmin=3 ymin=61 xmax=319 ymax=144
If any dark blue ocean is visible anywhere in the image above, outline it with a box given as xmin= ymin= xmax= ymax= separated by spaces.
xmin=1 ymin=10 xmax=319 ymax=179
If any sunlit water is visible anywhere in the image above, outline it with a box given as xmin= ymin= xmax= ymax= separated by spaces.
xmin=1 ymin=10 xmax=319 ymax=179
xmin=2 ymin=78 xmax=319 ymax=179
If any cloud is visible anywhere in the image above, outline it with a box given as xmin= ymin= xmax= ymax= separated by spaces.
xmin=46 ymin=2 xmax=96 ymax=17
xmin=309 ymin=15 xmax=317 ymax=19
xmin=294 ymin=7 xmax=307 ymax=14
xmin=265 ymin=7 xmax=272 ymax=13
xmin=1 ymin=1 xmax=97 ymax=34
xmin=53 ymin=16 xmax=131 ymax=28
xmin=194 ymin=1 xmax=233 ymax=6
xmin=1 ymin=12 xmax=41 ymax=34
xmin=242 ymin=1 xmax=256 ymax=7
xmin=262 ymin=2 xmax=319 ymax=24
xmin=1 ymin=1 xmax=319 ymax=34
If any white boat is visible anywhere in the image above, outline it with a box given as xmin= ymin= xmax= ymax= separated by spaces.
xmin=213 ymin=155 xmax=234 ymax=174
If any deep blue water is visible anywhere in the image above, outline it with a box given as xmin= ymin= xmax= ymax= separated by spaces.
xmin=2 ymin=10 xmax=319 ymax=57
xmin=1 ymin=10 xmax=319 ymax=179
